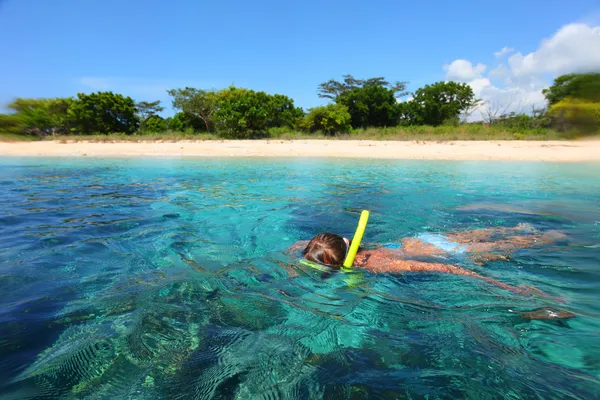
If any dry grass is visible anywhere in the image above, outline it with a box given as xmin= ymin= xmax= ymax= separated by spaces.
xmin=3 ymin=126 xmax=596 ymax=142
xmin=0 ymin=133 xmax=39 ymax=142
xmin=51 ymin=131 xmax=219 ymax=143
xmin=269 ymin=126 xmax=572 ymax=141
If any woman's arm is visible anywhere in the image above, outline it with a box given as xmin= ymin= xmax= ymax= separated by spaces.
xmin=355 ymin=249 xmax=557 ymax=299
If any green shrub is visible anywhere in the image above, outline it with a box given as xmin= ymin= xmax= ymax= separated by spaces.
xmin=68 ymin=92 xmax=139 ymax=134
xmin=0 ymin=113 xmax=24 ymax=135
xmin=141 ymin=115 xmax=167 ymax=133
xmin=549 ymin=98 xmax=600 ymax=134
xmin=300 ymin=104 xmax=352 ymax=135
xmin=336 ymin=84 xmax=400 ymax=128
xmin=213 ymin=87 xmax=301 ymax=138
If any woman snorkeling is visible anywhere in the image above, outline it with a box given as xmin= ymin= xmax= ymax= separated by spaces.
xmin=289 ymin=217 xmax=566 ymax=299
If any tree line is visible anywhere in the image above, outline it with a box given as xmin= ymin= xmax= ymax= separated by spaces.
xmin=1 ymin=73 xmax=598 ymax=138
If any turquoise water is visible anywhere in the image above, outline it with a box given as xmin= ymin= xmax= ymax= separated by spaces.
xmin=0 ymin=157 xmax=599 ymax=399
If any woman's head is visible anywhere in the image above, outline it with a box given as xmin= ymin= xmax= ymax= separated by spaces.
xmin=303 ymin=233 xmax=349 ymax=268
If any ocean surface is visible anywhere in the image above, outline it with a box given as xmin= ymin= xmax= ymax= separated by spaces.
xmin=0 ymin=157 xmax=599 ymax=400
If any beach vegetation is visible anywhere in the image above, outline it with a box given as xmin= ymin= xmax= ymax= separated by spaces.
xmin=317 ymin=74 xmax=408 ymax=100
xmin=549 ymin=98 xmax=600 ymax=135
xmin=299 ymin=104 xmax=352 ymax=135
xmin=136 ymin=100 xmax=165 ymax=132
xmin=408 ymin=81 xmax=480 ymax=126
xmin=1 ymin=73 xmax=598 ymax=141
xmin=5 ymin=97 xmax=73 ymax=136
xmin=212 ymin=86 xmax=302 ymax=138
xmin=68 ymin=92 xmax=139 ymax=134
xmin=336 ymin=84 xmax=400 ymax=128
xmin=141 ymin=115 xmax=168 ymax=133
xmin=166 ymin=88 xmax=218 ymax=132
xmin=543 ymin=73 xmax=600 ymax=106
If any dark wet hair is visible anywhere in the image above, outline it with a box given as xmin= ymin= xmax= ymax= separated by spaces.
xmin=303 ymin=233 xmax=347 ymax=268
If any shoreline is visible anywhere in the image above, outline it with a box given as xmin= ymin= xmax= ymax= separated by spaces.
xmin=1 ymin=140 xmax=599 ymax=162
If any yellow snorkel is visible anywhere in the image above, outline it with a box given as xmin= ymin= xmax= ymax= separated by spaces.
xmin=342 ymin=210 xmax=370 ymax=269
xmin=298 ymin=210 xmax=369 ymax=275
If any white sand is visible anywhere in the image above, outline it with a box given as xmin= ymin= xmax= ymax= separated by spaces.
xmin=1 ymin=140 xmax=599 ymax=161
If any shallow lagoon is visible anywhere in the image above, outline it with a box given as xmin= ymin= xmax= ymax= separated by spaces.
xmin=0 ymin=157 xmax=599 ymax=399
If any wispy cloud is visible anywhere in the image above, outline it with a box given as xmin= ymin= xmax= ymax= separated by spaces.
xmin=493 ymin=46 xmax=515 ymax=58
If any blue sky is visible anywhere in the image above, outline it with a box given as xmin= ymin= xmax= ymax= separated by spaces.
xmin=0 ymin=0 xmax=599 ymax=116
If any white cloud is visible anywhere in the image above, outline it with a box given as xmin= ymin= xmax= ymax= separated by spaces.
xmin=444 ymin=60 xmax=487 ymax=82
xmin=467 ymin=78 xmax=492 ymax=96
xmin=508 ymin=23 xmax=600 ymax=78
xmin=488 ymin=64 xmax=509 ymax=78
xmin=494 ymin=46 xmax=514 ymax=57
xmin=444 ymin=22 xmax=600 ymax=121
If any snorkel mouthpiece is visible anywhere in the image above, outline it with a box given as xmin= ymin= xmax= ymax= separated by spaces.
xmin=343 ymin=210 xmax=369 ymax=268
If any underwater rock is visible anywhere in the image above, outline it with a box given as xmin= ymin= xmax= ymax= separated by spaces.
xmin=209 ymin=292 xmax=286 ymax=331
xmin=519 ymin=307 xmax=576 ymax=320
xmin=163 ymin=328 xmax=320 ymax=400
xmin=11 ymin=322 xmax=121 ymax=397
xmin=161 ymin=213 xmax=181 ymax=220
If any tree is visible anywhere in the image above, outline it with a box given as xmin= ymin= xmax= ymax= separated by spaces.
xmin=481 ymin=93 xmax=524 ymax=125
xmin=136 ymin=100 xmax=164 ymax=132
xmin=136 ymin=100 xmax=164 ymax=120
xmin=68 ymin=92 xmax=139 ymax=134
xmin=267 ymin=94 xmax=304 ymax=128
xmin=410 ymin=82 xmax=479 ymax=126
xmin=318 ymin=75 xmax=408 ymax=100
xmin=163 ymin=112 xmax=205 ymax=132
xmin=6 ymin=97 xmax=73 ymax=136
xmin=164 ymin=113 xmax=185 ymax=132
xmin=0 ymin=113 xmax=23 ymax=135
xmin=143 ymin=115 xmax=167 ymax=133
xmin=543 ymin=73 xmax=600 ymax=106
xmin=397 ymin=101 xmax=424 ymax=126
xmin=212 ymin=87 xmax=304 ymax=138
xmin=46 ymin=98 xmax=73 ymax=133
xmin=213 ymin=87 xmax=271 ymax=138
xmin=300 ymin=104 xmax=352 ymax=135
xmin=549 ymin=98 xmax=600 ymax=134
xmin=337 ymin=84 xmax=400 ymax=128
xmin=7 ymin=98 xmax=54 ymax=135
xmin=167 ymin=87 xmax=218 ymax=131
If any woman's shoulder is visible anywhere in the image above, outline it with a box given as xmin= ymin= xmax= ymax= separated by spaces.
xmin=354 ymin=247 xmax=400 ymax=267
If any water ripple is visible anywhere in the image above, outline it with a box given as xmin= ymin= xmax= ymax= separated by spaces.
xmin=1 ymin=158 xmax=599 ymax=399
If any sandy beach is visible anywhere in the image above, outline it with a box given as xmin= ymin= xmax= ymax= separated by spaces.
xmin=1 ymin=140 xmax=599 ymax=161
